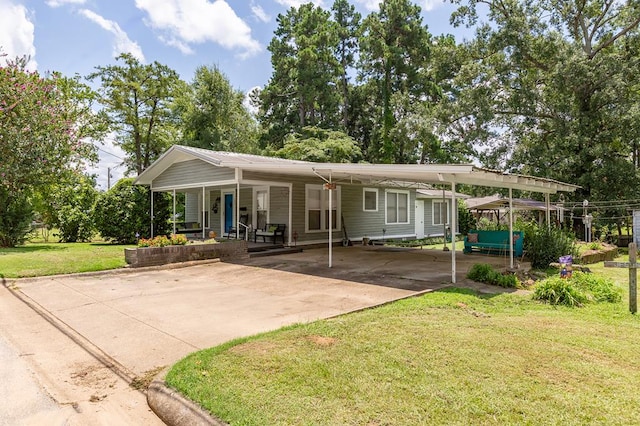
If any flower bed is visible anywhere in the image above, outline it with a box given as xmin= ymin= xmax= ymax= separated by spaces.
xmin=124 ymin=240 xmax=248 ymax=268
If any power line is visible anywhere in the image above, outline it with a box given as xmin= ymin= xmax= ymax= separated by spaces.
xmin=97 ymin=147 xmax=125 ymax=161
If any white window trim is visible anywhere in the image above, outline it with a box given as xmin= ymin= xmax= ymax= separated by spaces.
xmin=432 ymin=200 xmax=450 ymax=226
xmin=385 ymin=189 xmax=410 ymax=225
xmin=363 ymin=187 xmax=378 ymax=212
xmin=305 ymin=184 xmax=341 ymax=233
xmin=252 ymin=186 xmax=270 ymax=229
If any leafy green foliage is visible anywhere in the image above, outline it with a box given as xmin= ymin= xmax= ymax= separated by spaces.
xmin=274 ymin=126 xmax=362 ymax=162
xmin=36 ymin=174 xmax=98 ymax=243
xmin=521 ymin=221 xmax=578 ymax=269
xmin=178 ymin=65 xmax=258 ymax=153
xmin=88 ymin=53 xmax=182 ymax=174
xmin=467 ymin=263 xmax=519 ymax=288
xmin=0 ymin=188 xmax=33 ymax=247
xmin=0 ymin=63 xmax=99 ymax=194
xmin=533 ymin=277 xmax=588 ymax=307
xmin=457 ymin=199 xmax=476 ymax=235
xmin=475 ymin=217 xmax=508 ymax=231
xmin=137 ymin=234 xmax=188 ymax=248
xmin=93 ymin=178 xmax=171 ymax=244
xmin=571 ymin=271 xmax=622 ymax=303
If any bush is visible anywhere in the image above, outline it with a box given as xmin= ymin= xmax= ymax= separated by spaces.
xmin=170 ymin=234 xmax=188 ymax=245
xmin=521 ymin=221 xmax=578 ymax=269
xmin=533 ymin=272 xmax=621 ymax=306
xmin=0 ymin=188 xmax=34 ymax=247
xmin=533 ymin=277 xmax=587 ymax=307
xmin=138 ymin=234 xmax=188 ymax=248
xmin=457 ymin=199 xmax=476 ymax=235
xmin=94 ymin=178 xmax=171 ymax=244
xmin=571 ymin=271 xmax=621 ymax=303
xmin=467 ymin=263 xmax=519 ymax=288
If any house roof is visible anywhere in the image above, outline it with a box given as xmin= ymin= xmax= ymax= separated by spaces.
xmin=135 ymin=145 xmax=580 ymax=194
xmin=465 ymin=195 xmax=564 ymax=211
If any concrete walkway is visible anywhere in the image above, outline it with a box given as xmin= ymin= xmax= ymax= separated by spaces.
xmin=2 ymin=246 xmax=520 ymax=424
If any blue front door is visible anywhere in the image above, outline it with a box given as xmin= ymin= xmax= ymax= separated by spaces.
xmin=224 ymin=193 xmax=233 ymax=232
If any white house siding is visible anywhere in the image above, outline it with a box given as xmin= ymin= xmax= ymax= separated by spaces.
xmin=185 ymin=191 xmax=200 ymax=223
xmin=153 ymin=160 xmax=234 ymax=188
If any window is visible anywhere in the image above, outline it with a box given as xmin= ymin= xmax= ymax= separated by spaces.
xmin=363 ymin=188 xmax=378 ymax=212
xmin=306 ymin=184 xmax=341 ymax=232
xmin=255 ymin=188 xmax=269 ymax=230
xmin=433 ymin=200 xmax=449 ymax=226
xmin=386 ymin=190 xmax=409 ymax=224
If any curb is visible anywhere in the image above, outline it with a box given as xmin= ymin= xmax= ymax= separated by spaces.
xmin=147 ymin=369 xmax=228 ymax=426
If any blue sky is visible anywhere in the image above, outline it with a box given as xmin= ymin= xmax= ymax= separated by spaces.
xmin=1 ymin=0 xmax=474 ymax=189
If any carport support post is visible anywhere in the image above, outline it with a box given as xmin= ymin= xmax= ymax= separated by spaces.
xmin=150 ymin=184 xmax=154 ymax=239
xmin=509 ymin=188 xmax=514 ymax=269
xmin=329 ymin=173 xmax=333 ymax=268
xmin=545 ymin=193 xmax=551 ymax=230
xmin=172 ymin=189 xmax=176 ymax=235
xmin=451 ymin=182 xmax=456 ymax=284
xmin=202 ymin=186 xmax=206 ymax=240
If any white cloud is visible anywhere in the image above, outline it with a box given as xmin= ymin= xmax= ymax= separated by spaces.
xmin=0 ymin=0 xmax=37 ymax=69
xmin=251 ymin=3 xmax=270 ymax=23
xmin=275 ymin=0 xmax=325 ymax=8
xmin=79 ymin=9 xmax=145 ymax=62
xmin=421 ymin=0 xmax=444 ymax=12
xmin=353 ymin=0 xmax=379 ymax=10
xmin=45 ymin=0 xmax=86 ymax=7
xmin=135 ymin=0 xmax=261 ymax=58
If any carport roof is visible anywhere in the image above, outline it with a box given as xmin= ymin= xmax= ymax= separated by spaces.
xmin=135 ymin=145 xmax=579 ymax=194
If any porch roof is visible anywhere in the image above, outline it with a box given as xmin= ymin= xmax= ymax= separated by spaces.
xmin=135 ymin=145 xmax=579 ymax=195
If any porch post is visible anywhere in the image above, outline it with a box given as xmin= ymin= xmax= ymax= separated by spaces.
xmin=173 ymin=189 xmax=176 ymax=235
xmin=236 ymin=181 xmax=241 ymax=240
xmin=451 ymin=182 xmax=457 ymax=284
xmin=288 ymin=183 xmax=293 ymax=246
xmin=328 ymin=172 xmax=333 ymax=268
xmin=509 ymin=188 xmax=514 ymax=269
xmin=150 ymin=183 xmax=154 ymax=239
xmin=545 ymin=193 xmax=551 ymax=230
xmin=202 ymin=186 xmax=206 ymax=240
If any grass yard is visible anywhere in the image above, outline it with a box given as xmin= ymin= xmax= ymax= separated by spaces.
xmin=0 ymin=242 xmax=132 ymax=278
xmin=167 ymin=284 xmax=640 ymax=425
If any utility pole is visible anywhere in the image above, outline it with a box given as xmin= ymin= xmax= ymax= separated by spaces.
xmin=107 ymin=167 xmax=112 ymax=190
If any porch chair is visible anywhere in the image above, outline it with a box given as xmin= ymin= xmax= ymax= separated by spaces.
xmin=226 ymin=214 xmax=249 ymax=239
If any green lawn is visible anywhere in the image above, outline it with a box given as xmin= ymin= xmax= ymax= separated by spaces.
xmin=167 ymin=271 xmax=640 ymax=425
xmin=0 ymin=242 xmax=133 ymax=278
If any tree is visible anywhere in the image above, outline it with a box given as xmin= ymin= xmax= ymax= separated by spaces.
xmin=93 ymin=178 xmax=171 ymax=244
xmin=35 ymin=174 xmax=99 ymax=242
xmin=258 ymin=3 xmax=342 ymax=148
xmin=178 ymin=65 xmax=258 ymax=153
xmin=332 ymin=0 xmax=361 ymax=129
xmin=450 ymin=0 xmax=640 ymax=202
xmin=274 ymin=126 xmax=362 ymax=162
xmin=358 ymin=0 xmax=434 ymax=163
xmin=0 ymin=63 xmax=99 ymax=194
xmin=89 ymin=53 xmax=182 ymax=175
xmin=0 ymin=58 xmax=101 ymax=246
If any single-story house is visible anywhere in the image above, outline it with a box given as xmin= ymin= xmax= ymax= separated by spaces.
xmin=134 ymin=145 xmax=579 ymax=280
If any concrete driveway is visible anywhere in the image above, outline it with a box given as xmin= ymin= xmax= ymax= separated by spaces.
xmin=3 ymin=245 xmax=517 ymax=423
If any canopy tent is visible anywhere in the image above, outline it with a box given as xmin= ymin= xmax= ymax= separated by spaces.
xmin=136 ymin=145 xmax=580 ymax=283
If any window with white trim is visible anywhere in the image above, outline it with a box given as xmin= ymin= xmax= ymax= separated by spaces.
xmin=363 ymin=188 xmax=378 ymax=212
xmin=432 ymin=200 xmax=449 ymax=226
xmin=305 ymin=184 xmax=341 ymax=232
xmin=385 ymin=190 xmax=409 ymax=224
xmin=254 ymin=188 xmax=269 ymax=230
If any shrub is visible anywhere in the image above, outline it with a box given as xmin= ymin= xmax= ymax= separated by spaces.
xmin=170 ymin=234 xmax=188 ymax=245
xmin=521 ymin=221 xmax=578 ymax=269
xmin=94 ymin=178 xmax=171 ymax=244
xmin=457 ymin=199 xmax=476 ymax=235
xmin=467 ymin=263 xmax=519 ymax=288
xmin=0 ymin=188 xmax=34 ymax=247
xmin=571 ymin=271 xmax=621 ymax=303
xmin=533 ymin=272 xmax=621 ymax=306
xmin=533 ymin=277 xmax=587 ymax=307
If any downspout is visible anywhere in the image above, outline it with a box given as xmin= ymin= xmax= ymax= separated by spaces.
xmin=451 ymin=182 xmax=457 ymax=284
xmin=509 ymin=188 xmax=514 ymax=269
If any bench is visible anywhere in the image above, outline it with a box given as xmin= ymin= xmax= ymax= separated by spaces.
xmin=175 ymin=222 xmax=202 ymax=234
xmin=254 ymin=223 xmax=286 ymax=244
xmin=463 ymin=230 xmax=524 ymax=257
